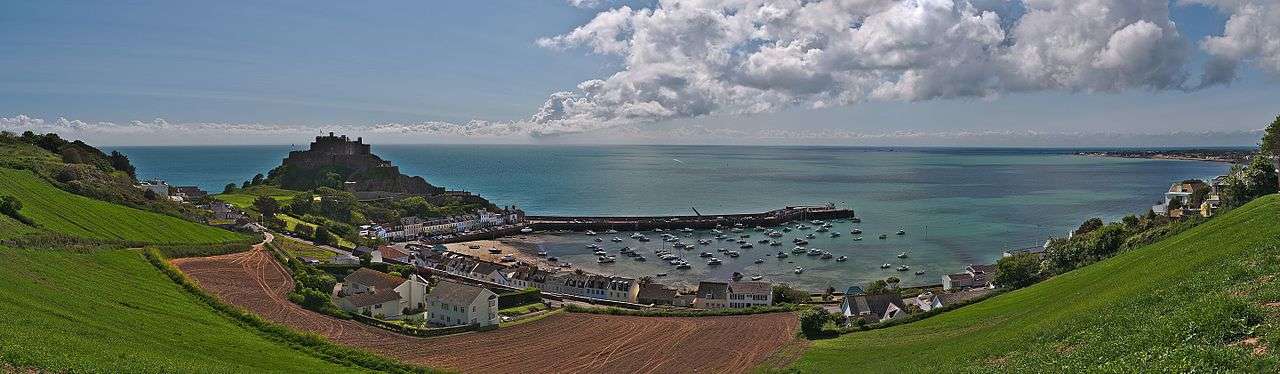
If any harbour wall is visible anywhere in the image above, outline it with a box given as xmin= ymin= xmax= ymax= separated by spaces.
xmin=526 ymin=205 xmax=855 ymax=232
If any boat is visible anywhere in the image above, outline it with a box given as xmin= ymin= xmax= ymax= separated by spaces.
xmin=751 ymin=275 xmax=764 ymax=281
xmin=638 ymin=236 xmax=651 ymax=242
xmin=635 ymin=255 xmax=647 ymax=262
xmin=488 ymin=247 xmax=502 ymax=254
xmin=792 ymin=246 xmax=806 ymax=254
xmin=681 ymin=228 xmax=694 ymax=233
xmin=699 ymin=252 xmax=713 ymax=258
xmin=915 ymin=270 xmax=926 ymax=275
xmin=732 ymin=272 xmax=744 ymax=281
xmin=754 ymin=258 xmax=765 ymax=264
xmin=758 ymin=239 xmax=770 ymax=244
xmin=536 ymin=250 xmax=548 ymax=257
xmin=776 ymin=252 xmax=789 ymax=258
xmin=767 ymin=231 xmax=783 ymax=238
xmin=605 ymin=229 xmax=618 ymax=234
xmin=560 ymin=262 xmax=572 ymax=268
xmin=880 ymin=263 xmax=892 ymax=269
xmin=807 ymin=248 xmax=822 ymax=256
xmin=851 ymin=229 xmax=862 ymax=235
xmin=730 ymin=228 xmax=744 ymax=233
xmin=795 ymin=239 xmax=809 ymax=246
xmin=611 ymin=237 xmax=623 ymax=242
xmin=897 ymin=229 xmax=906 ymax=235
xmin=711 ymin=229 xmax=723 ymax=235
xmin=782 ymin=227 xmax=792 ymax=232
xmin=879 ymin=234 xmax=888 ymax=240
xmin=520 ymin=227 xmax=534 ymax=233
xmin=594 ymin=238 xmax=603 ymax=242
xmin=698 ymin=239 xmax=712 ymax=245
xmin=631 ymin=232 xmax=645 ymax=239
xmin=740 ymin=243 xmax=754 ymax=249
xmin=676 ymin=262 xmax=692 ymax=270
xmin=707 ymin=258 xmax=722 ymax=265
xmin=726 ymin=250 xmax=741 ymax=258
xmin=897 ymin=265 xmax=910 ymax=271
xmin=835 ymin=255 xmax=848 ymax=262
xmin=586 ymin=243 xmax=600 ymax=249
xmin=852 ymin=236 xmax=864 ymax=241
xmin=770 ymin=240 xmax=782 ymax=246
xmin=810 ymin=220 xmax=823 ymax=225
xmin=548 ymin=256 xmax=559 ymax=262
xmin=829 ymin=232 xmax=841 ymax=238
xmin=656 ymin=272 xmax=668 ymax=277
xmin=820 ymin=252 xmax=833 ymax=260
xmin=815 ymin=227 xmax=829 ymax=233
xmin=805 ymin=233 xmax=816 ymax=239
xmin=501 ymin=255 xmax=516 ymax=262
xmin=593 ymin=250 xmax=607 ymax=256
xmin=794 ymin=267 xmax=804 ymax=274
xmin=897 ymin=252 xmax=909 ymax=258
xmin=585 ymin=230 xmax=597 ymax=236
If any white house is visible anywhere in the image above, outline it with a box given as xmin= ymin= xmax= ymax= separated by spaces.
xmin=841 ymin=293 xmax=908 ymax=324
xmin=693 ymin=281 xmax=729 ymax=309
xmin=727 ymin=281 xmax=773 ymax=308
xmin=336 ymin=268 xmax=429 ymax=320
xmin=426 ymin=280 xmax=499 ymax=327
xmin=902 ymin=292 xmax=944 ymax=312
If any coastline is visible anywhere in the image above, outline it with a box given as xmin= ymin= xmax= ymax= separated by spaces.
xmin=1077 ymin=151 xmax=1250 ymax=164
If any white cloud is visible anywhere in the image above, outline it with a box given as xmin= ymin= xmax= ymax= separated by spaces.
xmin=529 ymin=0 xmax=1280 ymax=135
xmin=566 ymin=0 xmax=609 ymax=9
xmin=1185 ymin=0 xmax=1280 ymax=85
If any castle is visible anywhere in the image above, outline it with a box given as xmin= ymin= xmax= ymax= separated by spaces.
xmin=278 ymin=133 xmax=444 ymax=197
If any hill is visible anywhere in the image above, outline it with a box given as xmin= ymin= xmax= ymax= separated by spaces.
xmin=0 ymin=247 xmax=365 ymax=373
xmin=791 ymin=195 xmax=1280 ymax=372
xmin=0 ymin=168 xmax=243 ymax=244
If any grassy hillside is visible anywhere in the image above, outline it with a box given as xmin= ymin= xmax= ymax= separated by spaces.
xmin=0 ymin=247 xmax=363 ymax=373
xmin=0 ymin=168 xmax=243 ymax=244
xmin=793 ymin=195 xmax=1280 ymax=372
xmin=214 ymin=185 xmax=302 ymax=209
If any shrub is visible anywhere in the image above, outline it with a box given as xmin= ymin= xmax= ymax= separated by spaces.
xmin=0 ymin=195 xmax=34 ymax=225
xmin=995 ymin=253 xmax=1041 ymax=289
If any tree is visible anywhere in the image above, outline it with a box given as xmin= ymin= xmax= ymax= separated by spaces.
xmin=314 ymin=226 xmax=332 ymax=245
xmin=0 ymin=195 xmax=31 ymax=225
xmin=143 ymin=189 xmax=158 ymax=200
xmin=1261 ymin=115 xmax=1280 ymax=157
xmin=885 ymin=277 xmax=900 ymax=290
xmin=798 ymin=308 xmax=832 ymax=338
xmin=223 ymin=183 xmax=237 ymax=194
xmin=995 ymin=253 xmax=1042 ymax=289
xmin=252 ymin=196 xmax=280 ymax=220
xmin=251 ymin=173 xmax=265 ymax=186
xmin=1222 ymin=155 xmax=1280 ymax=208
xmin=288 ymin=192 xmax=314 ymax=216
xmin=864 ymin=279 xmax=890 ymax=294
xmin=772 ymin=284 xmax=810 ymax=304
xmin=1074 ymin=218 xmax=1104 ymax=236
xmin=1167 ymin=196 xmax=1183 ymax=212
xmin=108 ymin=150 xmax=137 ymax=179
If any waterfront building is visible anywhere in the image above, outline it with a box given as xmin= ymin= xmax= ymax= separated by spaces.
xmin=336 ymin=268 xmax=429 ymax=320
xmin=841 ymin=293 xmax=908 ymax=324
xmin=426 ymin=280 xmax=498 ymax=327
xmin=943 ymin=264 xmax=998 ymax=291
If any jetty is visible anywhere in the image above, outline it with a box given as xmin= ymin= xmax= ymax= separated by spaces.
xmin=526 ymin=204 xmax=855 ymax=232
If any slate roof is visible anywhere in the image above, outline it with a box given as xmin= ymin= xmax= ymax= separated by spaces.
xmin=845 ymin=293 xmax=907 ymax=320
xmin=696 ymin=281 xmax=729 ymax=300
xmin=342 ymin=289 xmax=401 ymax=308
xmin=344 ymin=268 xmax=405 ymax=291
xmin=429 ymin=280 xmax=493 ymax=306
xmin=636 ymin=283 xmax=677 ymax=302
xmin=728 ymin=281 xmax=771 ymax=295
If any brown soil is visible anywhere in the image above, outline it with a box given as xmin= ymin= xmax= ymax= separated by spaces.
xmin=173 ymin=243 xmax=799 ymax=374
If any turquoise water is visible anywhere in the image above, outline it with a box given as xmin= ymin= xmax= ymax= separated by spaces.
xmin=111 ymin=145 xmax=1231 ymax=290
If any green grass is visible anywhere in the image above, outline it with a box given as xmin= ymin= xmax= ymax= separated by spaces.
xmin=213 ymin=185 xmax=302 ymax=209
xmin=0 ymin=214 xmax=45 ymax=240
xmin=276 ymin=236 xmax=335 ymax=261
xmin=792 ymin=195 xmax=1280 ymax=372
xmin=0 ymin=168 xmax=244 ymax=245
xmin=0 ymin=247 xmax=364 ymax=373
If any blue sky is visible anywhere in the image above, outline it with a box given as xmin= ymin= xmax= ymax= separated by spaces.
xmin=1 ymin=1 xmax=1278 ymax=146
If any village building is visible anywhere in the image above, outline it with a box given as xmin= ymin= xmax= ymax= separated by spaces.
xmin=336 ymin=268 xmax=429 ymax=320
xmin=376 ymin=245 xmax=412 ymax=265
xmin=426 ymin=280 xmax=498 ymax=327
xmin=901 ymin=292 xmax=944 ymax=312
xmin=636 ymin=283 xmax=678 ymax=305
xmin=1001 ymin=244 xmax=1047 ymax=259
xmin=693 ymin=281 xmax=729 ymax=309
xmin=726 ymin=281 xmax=773 ymax=308
xmin=841 ymin=293 xmax=908 ymax=324
xmin=944 ymin=264 xmax=998 ymax=291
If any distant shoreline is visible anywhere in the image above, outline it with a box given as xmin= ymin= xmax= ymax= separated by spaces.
xmin=1076 ymin=150 xmax=1252 ymax=164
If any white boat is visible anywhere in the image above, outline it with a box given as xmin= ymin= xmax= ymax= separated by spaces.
xmin=805 ymin=233 xmax=816 ymax=239
xmin=707 ymin=258 xmax=722 ymax=265
xmin=605 ymin=229 xmax=618 ymax=234
xmin=740 ymin=243 xmax=754 ymax=249
xmin=776 ymin=252 xmax=789 ymax=258
xmin=794 ymin=267 xmax=804 ymax=274
xmin=829 ymin=232 xmax=840 ymax=238
xmin=835 ymin=256 xmax=848 ymax=262
xmin=536 ymin=251 xmax=548 ymax=257
xmin=501 ymin=255 xmax=516 ymax=262
xmin=852 ymin=236 xmax=864 ymax=241
xmin=520 ymin=227 xmax=534 ymax=233
xmin=676 ymin=262 xmax=691 ymax=270
xmin=611 ymin=237 xmax=623 ymax=242
xmin=897 ymin=265 xmax=910 ymax=271
xmin=585 ymin=230 xmax=597 ymax=236
xmin=656 ymin=272 xmax=668 ymax=277
xmin=851 ymin=229 xmax=863 ymax=235
xmin=897 ymin=229 xmax=906 ymax=236
xmin=820 ymin=252 xmax=833 ymax=260
xmin=635 ymin=255 xmax=647 ymax=262
xmin=914 ymin=270 xmax=926 ymax=275
xmin=597 ymin=256 xmax=616 ymax=264
xmin=681 ymin=228 xmax=694 ymax=233
xmin=631 ymin=232 xmax=645 ymax=239
xmin=700 ymin=252 xmax=713 ymax=257
xmin=751 ymin=275 xmax=764 ymax=281
xmin=754 ymin=258 xmax=765 ymax=264
xmin=880 ymin=263 xmax=891 ymax=269
xmin=770 ymin=240 xmax=782 ymax=246
xmin=897 ymin=252 xmax=909 ymax=258
xmin=726 ymin=251 xmax=741 ymax=258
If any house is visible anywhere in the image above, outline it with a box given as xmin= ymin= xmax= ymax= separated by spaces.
xmin=943 ymin=264 xmax=997 ymax=291
xmin=426 ymin=280 xmax=498 ymax=327
xmin=469 ymin=261 xmax=511 ymax=285
xmin=352 ymin=246 xmax=376 ymax=257
xmin=1154 ymin=180 xmax=1208 ymax=218
xmin=377 ymin=245 xmax=412 ymax=265
xmin=841 ymin=293 xmax=908 ymax=323
xmin=727 ymin=281 xmax=773 ymax=308
xmin=508 ymin=266 xmax=552 ymax=290
xmin=636 ymin=283 xmax=677 ymax=305
xmin=901 ymin=292 xmax=944 ymax=312
xmin=693 ymin=281 xmax=729 ymax=309
xmin=544 ymin=272 xmax=637 ymax=302
xmin=672 ymin=293 xmax=696 ymax=307
xmin=332 ymin=253 xmax=360 ymax=265
xmin=336 ymin=268 xmax=429 ymax=319
xmin=136 ymin=179 xmax=169 ymax=198
xmin=170 ymin=186 xmax=207 ymax=201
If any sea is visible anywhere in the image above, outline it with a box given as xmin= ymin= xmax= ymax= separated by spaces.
xmin=109 ymin=144 xmax=1233 ymax=290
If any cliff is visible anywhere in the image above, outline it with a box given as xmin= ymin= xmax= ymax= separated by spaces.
xmin=268 ymin=133 xmax=459 ymax=200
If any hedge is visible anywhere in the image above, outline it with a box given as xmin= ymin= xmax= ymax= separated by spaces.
xmin=143 ymin=248 xmax=435 ymax=374
xmin=497 ymin=288 xmax=542 ymax=309
xmin=352 ymin=314 xmax=496 ymax=337
xmin=564 ymin=303 xmax=802 ymax=317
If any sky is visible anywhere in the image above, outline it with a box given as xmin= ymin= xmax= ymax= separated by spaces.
xmin=1 ymin=0 xmax=1278 ymax=146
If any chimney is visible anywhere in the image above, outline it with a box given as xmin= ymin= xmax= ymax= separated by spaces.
xmin=357 ymin=137 xmax=362 ymax=144
xmin=329 ymin=132 xmax=335 ymax=137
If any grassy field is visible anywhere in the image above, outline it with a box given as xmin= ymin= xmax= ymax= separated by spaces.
xmin=213 ymin=185 xmax=303 ymax=209
xmin=276 ymin=235 xmax=336 ymax=261
xmin=0 ymin=247 xmax=364 ymax=373
xmin=0 ymin=214 xmax=45 ymax=240
xmin=0 ymin=168 xmax=244 ymax=244
xmin=792 ymin=195 xmax=1280 ymax=372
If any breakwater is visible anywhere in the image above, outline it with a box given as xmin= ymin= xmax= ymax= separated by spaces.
xmin=527 ymin=205 xmax=855 ymax=231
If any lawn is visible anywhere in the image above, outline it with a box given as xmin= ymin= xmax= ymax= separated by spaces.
xmin=0 ymin=247 xmax=364 ymax=373
xmin=791 ymin=195 xmax=1280 ymax=372
xmin=213 ymin=185 xmax=302 ymax=209
xmin=0 ymin=214 xmax=45 ymax=241
xmin=0 ymin=168 xmax=244 ymax=244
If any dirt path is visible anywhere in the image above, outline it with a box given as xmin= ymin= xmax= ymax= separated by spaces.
xmin=173 ymin=242 xmax=800 ymax=373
